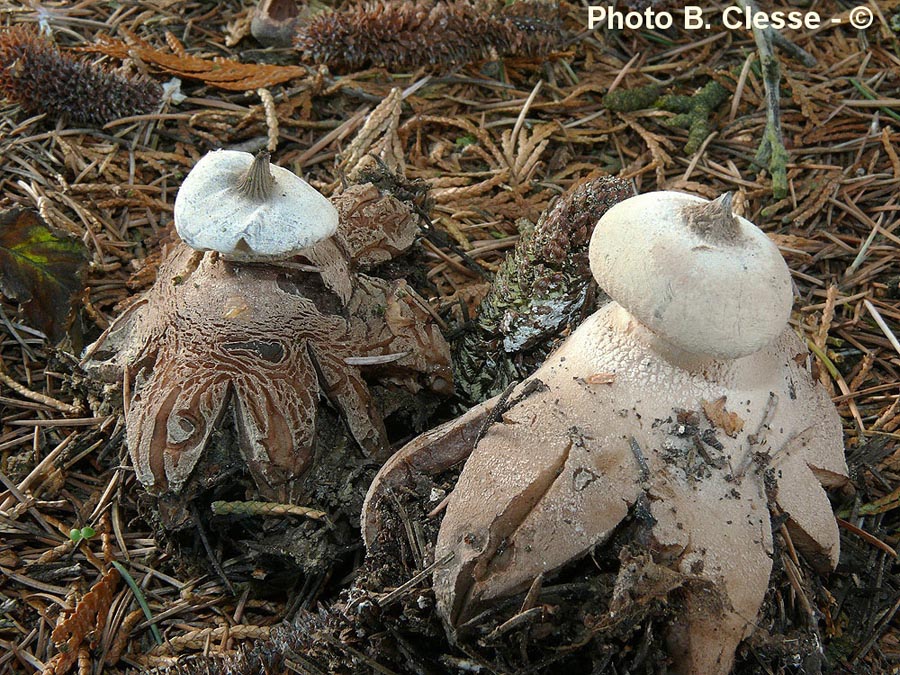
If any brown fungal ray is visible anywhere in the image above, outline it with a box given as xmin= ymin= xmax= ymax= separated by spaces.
xmin=90 ymin=242 xmax=393 ymax=501
xmin=346 ymin=276 xmax=453 ymax=396
xmin=361 ymin=394 xmax=499 ymax=547
xmin=330 ymin=183 xmax=420 ymax=269
xmin=305 ymin=345 xmax=387 ymax=459
xmin=304 ymin=183 xmax=452 ymax=396
xmin=374 ymin=301 xmax=847 ymax=675
xmin=305 ymin=237 xmax=355 ymax=304
xmin=311 ymin=162 xmax=431 ymax=301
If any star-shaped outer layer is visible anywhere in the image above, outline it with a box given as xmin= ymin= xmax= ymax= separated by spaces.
xmin=364 ymin=301 xmax=848 ymax=675
xmin=88 ymin=240 xmax=451 ymax=503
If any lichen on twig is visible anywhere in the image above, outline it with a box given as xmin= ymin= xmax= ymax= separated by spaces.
xmin=453 ymin=174 xmax=633 ymax=404
xmin=738 ymin=0 xmax=790 ymax=199
xmin=657 ymin=80 xmax=730 ymax=154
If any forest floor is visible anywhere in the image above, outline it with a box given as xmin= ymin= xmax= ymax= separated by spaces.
xmin=0 ymin=1 xmax=898 ymax=674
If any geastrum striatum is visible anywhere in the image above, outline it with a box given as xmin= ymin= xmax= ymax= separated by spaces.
xmin=85 ymin=150 xmax=452 ymax=526
xmin=363 ymin=191 xmax=849 ymax=674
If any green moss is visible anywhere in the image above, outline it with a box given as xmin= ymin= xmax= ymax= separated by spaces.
xmin=659 ymin=80 xmax=730 ymax=154
xmin=455 ymin=133 xmax=477 ymax=149
xmin=602 ymin=84 xmax=661 ymax=112
xmin=604 ymin=77 xmax=732 ymax=156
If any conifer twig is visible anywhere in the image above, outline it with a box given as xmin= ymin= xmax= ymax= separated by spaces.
xmin=738 ymin=0 xmax=790 ymax=199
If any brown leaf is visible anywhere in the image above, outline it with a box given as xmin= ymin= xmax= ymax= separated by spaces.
xmin=0 ymin=207 xmax=87 ymax=343
xmin=701 ymin=396 xmax=745 ymax=437
xmin=45 ymin=567 xmax=120 ymax=675
xmin=585 ymin=372 xmax=617 ymax=385
xmin=80 ymin=31 xmax=307 ymax=92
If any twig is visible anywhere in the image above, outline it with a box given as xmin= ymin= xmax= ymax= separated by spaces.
xmin=630 ymin=437 xmax=650 ymax=482
xmin=148 ymin=625 xmax=270 ymax=652
xmin=850 ymin=595 xmax=900 ymax=664
xmin=191 ymin=505 xmax=236 ymax=596
xmin=210 ymin=500 xmax=327 ymax=521
xmin=343 ymin=352 xmax=410 ymax=366
xmin=769 ymin=30 xmax=816 ymax=68
xmin=484 ymin=606 xmax=544 ymax=642
xmin=0 ymin=359 xmax=82 ymax=415
xmin=864 ymin=299 xmax=900 ymax=359
xmin=836 ymin=518 xmax=897 ymax=557
xmin=0 ymin=433 xmax=77 ymax=512
xmin=519 ymin=573 xmax=544 ymax=613
xmin=506 ymin=79 xmax=543 ymax=171
xmin=474 ymin=381 xmax=518 ymax=446
xmin=376 ymin=552 xmax=454 ymax=608
xmin=781 ymin=554 xmax=815 ymax=623
xmin=737 ymin=0 xmax=789 ymax=198
xmin=317 ymin=632 xmax=400 ymax=675
xmin=257 ymin=87 xmax=279 ymax=152
xmin=426 ymin=492 xmax=452 ymax=518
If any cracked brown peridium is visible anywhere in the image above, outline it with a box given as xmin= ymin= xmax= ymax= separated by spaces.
xmin=85 ymin=173 xmax=451 ymax=510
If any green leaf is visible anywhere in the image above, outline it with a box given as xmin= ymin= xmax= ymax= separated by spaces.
xmin=68 ymin=526 xmax=96 ymax=542
xmin=111 ymin=560 xmax=164 ymax=645
xmin=455 ymin=134 xmax=477 ymax=150
xmin=0 ymin=207 xmax=87 ymax=343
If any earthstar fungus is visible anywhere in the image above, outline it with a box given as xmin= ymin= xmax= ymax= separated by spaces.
xmin=364 ymin=191 xmax=848 ymax=674
xmin=86 ymin=150 xmax=451 ymax=523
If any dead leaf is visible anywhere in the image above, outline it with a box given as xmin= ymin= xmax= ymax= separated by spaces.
xmin=0 ymin=207 xmax=87 ymax=343
xmin=44 ymin=567 xmax=120 ymax=675
xmin=701 ymin=396 xmax=745 ymax=437
xmin=80 ymin=31 xmax=307 ymax=92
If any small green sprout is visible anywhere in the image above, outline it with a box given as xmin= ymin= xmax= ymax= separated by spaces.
xmin=68 ymin=526 xmax=96 ymax=543
xmin=455 ymin=134 xmax=477 ymax=150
